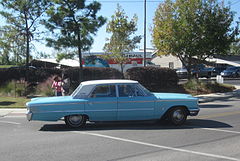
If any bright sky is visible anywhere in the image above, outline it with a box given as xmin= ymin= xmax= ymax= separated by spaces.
xmin=2 ymin=0 xmax=240 ymax=57
xmin=91 ymin=0 xmax=240 ymax=52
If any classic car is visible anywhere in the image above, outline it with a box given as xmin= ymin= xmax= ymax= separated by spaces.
xmin=26 ymin=79 xmax=200 ymax=128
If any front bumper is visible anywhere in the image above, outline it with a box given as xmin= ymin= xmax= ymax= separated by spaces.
xmin=26 ymin=110 xmax=32 ymax=121
xmin=189 ymin=109 xmax=200 ymax=116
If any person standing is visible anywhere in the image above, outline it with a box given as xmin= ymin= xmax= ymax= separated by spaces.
xmin=51 ymin=76 xmax=63 ymax=96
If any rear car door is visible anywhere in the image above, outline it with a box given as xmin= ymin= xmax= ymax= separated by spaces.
xmin=85 ymin=84 xmax=117 ymax=121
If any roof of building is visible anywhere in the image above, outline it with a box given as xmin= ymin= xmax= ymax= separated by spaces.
xmin=207 ymin=57 xmax=240 ymax=67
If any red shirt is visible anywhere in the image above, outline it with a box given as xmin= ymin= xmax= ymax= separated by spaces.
xmin=52 ymin=81 xmax=63 ymax=92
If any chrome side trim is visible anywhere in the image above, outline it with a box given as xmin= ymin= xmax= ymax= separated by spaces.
xmin=156 ymin=99 xmax=195 ymax=102
xmin=33 ymin=110 xmax=85 ymax=114
xmin=118 ymin=108 xmax=154 ymax=111
xmin=118 ymin=100 xmax=155 ymax=103
xmin=32 ymin=108 xmax=155 ymax=114
xmin=88 ymin=101 xmax=117 ymax=104
xmin=29 ymin=102 xmax=85 ymax=107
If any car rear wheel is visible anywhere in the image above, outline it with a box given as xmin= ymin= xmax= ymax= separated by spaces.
xmin=64 ymin=115 xmax=86 ymax=128
xmin=168 ymin=107 xmax=187 ymax=125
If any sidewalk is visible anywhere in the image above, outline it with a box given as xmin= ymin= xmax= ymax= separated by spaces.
xmin=196 ymin=85 xmax=240 ymax=103
xmin=0 ymin=108 xmax=26 ymax=117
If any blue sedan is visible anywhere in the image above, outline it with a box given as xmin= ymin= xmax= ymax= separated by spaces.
xmin=26 ymin=80 xmax=200 ymax=128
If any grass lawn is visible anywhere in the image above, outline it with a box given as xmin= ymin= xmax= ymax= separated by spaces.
xmin=0 ymin=65 xmax=14 ymax=68
xmin=0 ymin=97 xmax=30 ymax=108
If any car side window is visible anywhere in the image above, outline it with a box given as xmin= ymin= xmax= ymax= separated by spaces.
xmin=90 ymin=85 xmax=116 ymax=98
xmin=118 ymin=84 xmax=144 ymax=97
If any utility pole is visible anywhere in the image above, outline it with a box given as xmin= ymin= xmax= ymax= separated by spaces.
xmin=143 ymin=0 xmax=147 ymax=66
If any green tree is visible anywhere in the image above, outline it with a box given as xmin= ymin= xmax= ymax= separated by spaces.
xmin=44 ymin=0 xmax=106 ymax=82
xmin=0 ymin=0 xmax=49 ymax=66
xmin=0 ymin=26 xmax=26 ymax=65
xmin=230 ymin=41 xmax=240 ymax=55
xmin=103 ymin=4 xmax=141 ymax=74
xmin=152 ymin=0 xmax=239 ymax=76
xmin=56 ymin=51 xmax=76 ymax=63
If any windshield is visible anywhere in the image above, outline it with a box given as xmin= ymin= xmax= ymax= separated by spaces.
xmin=71 ymin=84 xmax=83 ymax=98
xmin=138 ymin=84 xmax=153 ymax=96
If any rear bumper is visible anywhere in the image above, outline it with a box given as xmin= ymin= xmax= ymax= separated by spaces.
xmin=189 ymin=109 xmax=200 ymax=116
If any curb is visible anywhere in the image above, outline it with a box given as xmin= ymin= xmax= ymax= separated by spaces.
xmin=196 ymin=88 xmax=240 ymax=103
xmin=0 ymin=109 xmax=26 ymax=117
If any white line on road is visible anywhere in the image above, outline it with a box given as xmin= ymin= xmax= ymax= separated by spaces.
xmin=186 ymin=125 xmax=240 ymax=135
xmin=201 ymin=127 xmax=240 ymax=134
xmin=73 ymin=131 xmax=239 ymax=161
xmin=3 ymin=116 xmax=26 ymax=118
xmin=0 ymin=121 xmax=21 ymax=125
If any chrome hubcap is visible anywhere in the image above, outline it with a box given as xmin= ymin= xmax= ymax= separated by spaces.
xmin=173 ymin=109 xmax=184 ymax=121
xmin=69 ymin=115 xmax=83 ymax=125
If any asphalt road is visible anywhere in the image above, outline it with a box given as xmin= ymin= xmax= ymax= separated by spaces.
xmin=1 ymin=97 xmax=240 ymax=161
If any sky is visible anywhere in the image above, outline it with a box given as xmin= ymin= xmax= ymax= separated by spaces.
xmin=92 ymin=0 xmax=240 ymax=52
xmin=91 ymin=0 xmax=240 ymax=52
xmin=2 ymin=0 xmax=240 ymax=57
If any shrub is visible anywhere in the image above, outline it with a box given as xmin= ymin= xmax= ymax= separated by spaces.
xmin=125 ymin=66 xmax=179 ymax=92
xmin=63 ymin=67 xmax=123 ymax=89
xmin=36 ymin=77 xmax=55 ymax=96
xmin=183 ymin=79 xmax=235 ymax=95
xmin=0 ymin=81 xmax=15 ymax=96
xmin=0 ymin=81 xmax=26 ymax=97
xmin=0 ymin=67 xmax=62 ymax=86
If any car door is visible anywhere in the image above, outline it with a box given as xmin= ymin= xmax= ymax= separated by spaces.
xmin=85 ymin=84 xmax=117 ymax=121
xmin=117 ymin=84 xmax=156 ymax=121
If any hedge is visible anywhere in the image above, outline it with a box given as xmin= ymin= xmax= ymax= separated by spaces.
xmin=0 ymin=66 xmax=178 ymax=93
xmin=63 ymin=67 xmax=123 ymax=89
xmin=0 ymin=67 xmax=62 ymax=86
xmin=0 ymin=67 xmax=122 ymax=87
xmin=125 ymin=66 xmax=179 ymax=92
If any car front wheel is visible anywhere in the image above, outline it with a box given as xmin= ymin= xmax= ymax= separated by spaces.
xmin=168 ymin=107 xmax=187 ymax=125
xmin=64 ymin=115 xmax=86 ymax=128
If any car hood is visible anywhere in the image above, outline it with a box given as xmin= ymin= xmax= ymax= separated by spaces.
xmin=26 ymin=96 xmax=85 ymax=106
xmin=153 ymin=93 xmax=197 ymax=100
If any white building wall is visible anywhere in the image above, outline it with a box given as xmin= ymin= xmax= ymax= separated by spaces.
xmin=151 ymin=55 xmax=183 ymax=69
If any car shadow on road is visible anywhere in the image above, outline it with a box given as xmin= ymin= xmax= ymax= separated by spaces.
xmin=39 ymin=119 xmax=232 ymax=132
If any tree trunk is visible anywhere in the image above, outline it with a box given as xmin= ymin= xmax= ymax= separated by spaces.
xmin=120 ymin=63 xmax=124 ymax=78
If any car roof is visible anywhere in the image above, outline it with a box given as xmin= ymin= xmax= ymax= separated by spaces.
xmin=81 ymin=79 xmax=138 ymax=86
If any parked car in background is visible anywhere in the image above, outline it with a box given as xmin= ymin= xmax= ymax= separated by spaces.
xmin=176 ymin=68 xmax=188 ymax=79
xmin=176 ymin=64 xmax=215 ymax=79
xmin=212 ymin=67 xmax=227 ymax=76
xmin=191 ymin=64 xmax=214 ymax=78
xmin=26 ymin=80 xmax=199 ymax=128
xmin=220 ymin=66 xmax=240 ymax=77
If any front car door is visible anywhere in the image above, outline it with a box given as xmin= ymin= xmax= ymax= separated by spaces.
xmin=85 ymin=84 xmax=117 ymax=121
xmin=117 ymin=84 xmax=156 ymax=121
